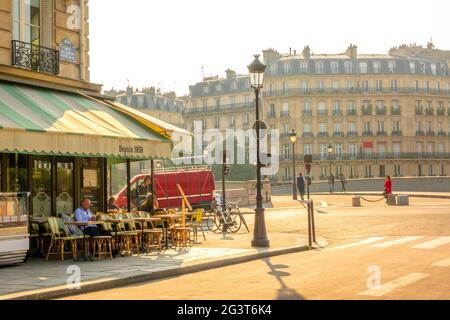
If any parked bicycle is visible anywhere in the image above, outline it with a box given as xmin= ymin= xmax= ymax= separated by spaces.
xmin=205 ymin=196 xmax=249 ymax=233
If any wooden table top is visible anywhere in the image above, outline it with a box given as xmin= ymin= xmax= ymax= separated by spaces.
xmin=133 ymin=217 xmax=162 ymax=222
xmin=65 ymin=221 xmax=105 ymax=226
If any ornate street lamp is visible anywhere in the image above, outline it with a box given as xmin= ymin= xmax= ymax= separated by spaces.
xmin=289 ymin=129 xmax=298 ymax=200
xmin=327 ymin=143 xmax=334 ymax=178
xmin=248 ymin=54 xmax=269 ymax=248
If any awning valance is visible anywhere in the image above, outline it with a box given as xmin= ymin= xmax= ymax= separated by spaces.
xmin=0 ymin=81 xmax=172 ymax=160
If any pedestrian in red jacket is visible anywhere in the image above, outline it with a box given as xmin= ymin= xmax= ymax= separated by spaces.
xmin=384 ymin=176 xmax=392 ymax=201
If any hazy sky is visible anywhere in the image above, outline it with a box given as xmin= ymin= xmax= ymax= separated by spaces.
xmin=89 ymin=0 xmax=450 ymax=96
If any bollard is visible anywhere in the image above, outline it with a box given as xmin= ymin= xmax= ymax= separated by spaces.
xmin=352 ymin=195 xmax=361 ymax=207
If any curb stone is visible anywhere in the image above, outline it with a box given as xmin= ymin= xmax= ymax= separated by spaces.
xmin=2 ymin=242 xmax=326 ymax=300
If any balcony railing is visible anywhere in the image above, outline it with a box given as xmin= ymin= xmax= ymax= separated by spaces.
xmin=303 ymin=132 xmax=314 ymax=138
xmin=347 ymin=131 xmax=359 ymax=137
xmin=362 ymin=131 xmax=373 ymax=137
xmin=263 ymin=87 xmax=450 ymax=98
xmin=280 ymin=111 xmax=290 ymax=117
xmin=279 ymin=152 xmax=450 ymax=162
xmin=362 ymin=108 xmax=372 ymax=116
xmin=12 ymin=40 xmax=59 ymax=74
xmin=376 ymin=131 xmax=387 ymax=136
xmin=437 ymin=131 xmax=447 ymax=137
xmin=318 ymin=111 xmax=328 ymax=117
xmin=303 ymin=110 xmax=312 ymax=117
xmin=416 ymin=130 xmax=425 ymax=136
xmin=437 ymin=108 xmax=445 ymax=116
xmin=332 ymin=110 xmax=343 ymax=117
xmin=392 ymin=131 xmax=403 ymax=136
xmin=376 ymin=108 xmax=387 ymax=115
xmin=426 ymin=131 xmax=436 ymax=137
xmin=391 ymin=107 xmax=401 ymax=115
xmin=184 ymin=102 xmax=254 ymax=115
xmin=415 ymin=108 xmax=424 ymax=115
xmin=317 ymin=132 xmax=329 ymax=138
xmin=425 ymin=108 xmax=434 ymax=116
xmin=333 ymin=132 xmax=344 ymax=137
xmin=347 ymin=109 xmax=357 ymax=116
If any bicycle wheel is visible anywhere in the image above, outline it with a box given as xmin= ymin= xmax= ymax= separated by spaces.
xmin=227 ymin=211 xmax=242 ymax=233
xmin=214 ymin=212 xmax=226 ymax=233
xmin=205 ymin=211 xmax=219 ymax=232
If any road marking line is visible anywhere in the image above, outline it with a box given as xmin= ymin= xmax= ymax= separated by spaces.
xmin=333 ymin=237 xmax=386 ymax=249
xmin=432 ymin=257 xmax=450 ymax=267
xmin=359 ymin=273 xmax=430 ymax=297
xmin=411 ymin=237 xmax=450 ymax=250
xmin=368 ymin=236 xmax=424 ymax=248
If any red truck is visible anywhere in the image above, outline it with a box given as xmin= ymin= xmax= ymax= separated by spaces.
xmin=114 ymin=166 xmax=215 ymax=210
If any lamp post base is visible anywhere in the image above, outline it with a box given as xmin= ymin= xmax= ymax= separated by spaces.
xmin=252 ymin=207 xmax=270 ymax=248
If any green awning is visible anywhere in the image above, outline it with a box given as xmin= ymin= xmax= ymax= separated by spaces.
xmin=0 ymin=81 xmax=172 ymax=160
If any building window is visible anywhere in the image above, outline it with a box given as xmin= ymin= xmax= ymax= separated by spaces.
xmin=364 ymin=122 xmax=371 ymax=132
xmin=269 ymin=84 xmax=274 ymax=96
xmin=332 ymin=81 xmax=339 ymax=90
xmin=365 ymin=166 xmax=372 ymax=178
xmin=391 ymin=80 xmax=398 ymax=92
xmin=270 ymin=64 xmax=278 ymax=76
xmin=378 ymin=121 xmax=385 ymax=132
xmin=344 ymin=62 xmax=353 ymax=74
xmin=203 ymin=86 xmax=209 ymax=94
xmin=359 ymin=62 xmax=368 ymax=74
xmin=335 ymin=144 xmax=343 ymax=159
xmin=320 ymin=144 xmax=328 ymax=159
xmin=334 ymin=123 xmax=342 ymax=133
xmin=421 ymin=63 xmax=426 ymax=74
xmin=393 ymin=143 xmax=401 ymax=156
xmin=284 ymin=167 xmax=291 ymax=180
xmin=229 ymin=96 xmax=236 ymax=105
xmin=244 ymin=113 xmax=249 ymax=125
xmin=348 ymin=80 xmax=354 ymax=91
xmin=301 ymin=80 xmax=309 ymax=93
xmin=431 ymin=64 xmax=437 ymax=76
xmin=231 ymin=81 xmax=238 ymax=90
xmin=331 ymin=61 xmax=339 ymax=74
xmin=376 ymin=80 xmax=383 ymax=92
xmin=415 ymin=80 xmax=419 ymax=92
xmin=215 ymin=117 xmax=220 ymax=128
xmin=348 ymin=101 xmax=356 ymax=114
xmin=304 ymin=144 xmax=312 ymax=155
xmin=284 ymin=63 xmax=291 ymax=74
xmin=318 ymin=101 xmax=327 ymax=116
xmin=202 ymin=100 xmax=208 ymax=110
xmin=315 ymin=62 xmax=324 ymax=74
xmin=318 ymin=80 xmax=325 ymax=92
xmin=373 ymin=62 xmax=381 ymax=73
xmin=394 ymin=165 xmax=401 ymax=177
xmin=282 ymin=82 xmax=288 ymax=94
xmin=215 ymin=98 xmax=220 ymax=107
xmin=388 ymin=62 xmax=396 ymax=73
xmin=349 ymin=144 xmax=358 ymax=159
xmin=215 ymin=84 xmax=222 ymax=92
xmin=300 ymin=62 xmax=308 ymax=73
xmin=304 ymin=123 xmax=311 ymax=134
xmin=321 ymin=166 xmax=327 ymax=178
xmin=362 ymin=80 xmax=369 ymax=92
xmin=393 ymin=121 xmax=400 ymax=132
xmin=283 ymin=145 xmax=291 ymax=160
xmin=348 ymin=122 xmax=356 ymax=133
xmin=304 ymin=101 xmax=311 ymax=113
xmin=410 ymin=62 xmax=416 ymax=74
xmin=12 ymin=0 xmax=41 ymax=45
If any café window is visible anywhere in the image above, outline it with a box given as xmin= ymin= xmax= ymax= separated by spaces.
xmin=7 ymin=154 xmax=28 ymax=192
xmin=56 ymin=160 xmax=74 ymax=216
xmin=31 ymin=157 xmax=52 ymax=217
xmin=81 ymin=158 xmax=102 ymax=213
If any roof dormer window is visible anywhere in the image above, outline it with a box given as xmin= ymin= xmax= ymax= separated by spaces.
xmin=231 ymin=80 xmax=238 ymax=90
xmin=315 ymin=62 xmax=324 ymax=74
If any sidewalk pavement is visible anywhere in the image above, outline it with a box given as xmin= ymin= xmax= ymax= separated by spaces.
xmin=0 ymin=227 xmax=327 ymax=300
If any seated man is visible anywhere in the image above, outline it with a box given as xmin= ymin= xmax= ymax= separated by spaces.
xmin=74 ymin=198 xmax=110 ymax=237
xmin=138 ymin=192 xmax=159 ymax=214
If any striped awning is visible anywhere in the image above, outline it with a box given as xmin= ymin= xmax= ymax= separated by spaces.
xmin=0 ymin=81 xmax=172 ymax=159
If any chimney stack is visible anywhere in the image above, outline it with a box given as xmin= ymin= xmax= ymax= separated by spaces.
xmin=225 ymin=69 xmax=237 ymax=79
xmin=345 ymin=44 xmax=358 ymax=59
xmin=302 ymin=46 xmax=311 ymax=59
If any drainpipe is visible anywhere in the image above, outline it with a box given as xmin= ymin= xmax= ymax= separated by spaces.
xmin=79 ymin=0 xmax=86 ymax=81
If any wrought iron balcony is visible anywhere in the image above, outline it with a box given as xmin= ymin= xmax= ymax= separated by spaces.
xmin=362 ymin=108 xmax=372 ymax=116
xmin=426 ymin=131 xmax=436 ymax=137
xmin=303 ymin=132 xmax=314 ymax=138
xmin=416 ymin=130 xmax=425 ymax=136
xmin=392 ymin=131 xmax=402 ymax=136
xmin=425 ymin=108 xmax=434 ymax=116
xmin=318 ymin=111 xmax=328 ymax=117
xmin=363 ymin=131 xmax=373 ymax=137
xmin=437 ymin=131 xmax=447 ymax=137
xmin=347 ymin=131 xmax=359 ymax=137
xmin=11 ymin=40 xmax=59 ymax=74
xmin=333 ymin=132 xmax=344 ymax=137
xmin=280 ymin=111 xmax=290 ymax=117
xmin=317 ymin=132 xmax=329 ymax=138
xmin=376 ymin=107 xmax=387 ymax=115
xmin=332 ymin=110 xmax=343 ymax=117
xmin=391 ymin=107 xmax=401 ymax=115
xmin=415 ymin=108 xmax=423 ymax=115
xmin=437 ymin=108 xmax=445 ymax=116
xmin=376 ymin=131 xmax=387 ymax=136
xmin=347 ymin=109 xmax=357 ymax=116
xmin=303 ymin=110 xmax=312 ymax=117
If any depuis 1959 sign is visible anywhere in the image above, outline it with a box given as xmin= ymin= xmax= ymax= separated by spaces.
xmin=60 ymin=37 xmax=77 ymax=63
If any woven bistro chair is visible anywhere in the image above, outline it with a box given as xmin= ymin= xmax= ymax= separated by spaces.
xmin=121 ymin=212 xmax=141 ymax=254
xmin=185 ymin=208 xmax=206 ymax=242
xmin=46 ymin=217 xmax=79 ymax=261
xmin=137 ymin=211 xmax=163 ymax=252
xmin=89 ymin=214 xmax=113 ymax=260
xmin=111 ymin=213 xmax=139 ymax=255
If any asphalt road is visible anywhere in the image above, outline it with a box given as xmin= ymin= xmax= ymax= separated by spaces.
xmin=63 ymin=195 xmax=450 ymax=300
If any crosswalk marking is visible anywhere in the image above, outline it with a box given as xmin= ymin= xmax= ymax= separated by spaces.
xmin=368 ymin=236 xmax=424 ymax=248
xmin=359 ymin=273 xmax=430 ymax=297
xmin=411 ymin=237 xmax=450 ymax=250
xmin=432 ymin=257 xmax=450 ymax=267
xmin=333 ymin=237 xmax=385 ymax=249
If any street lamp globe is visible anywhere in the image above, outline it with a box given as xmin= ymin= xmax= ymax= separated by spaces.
xmin=327 ymin=144 xmax=334 ymax=154
xmin=289 ymin=129 xmax=297 ymax=144
xmin=248 ymin=55 xmax=266 ymax=89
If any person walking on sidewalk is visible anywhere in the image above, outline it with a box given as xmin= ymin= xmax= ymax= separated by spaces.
xmin=340 ymin=173 xmax=347 ymax=193
xmin=383 ymin=176 xmax=392 ymax=202
xmin=328 ymin=173 xmax=335 ymax=194
xmin=297 ymin=173 xmax=306 ymax=201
